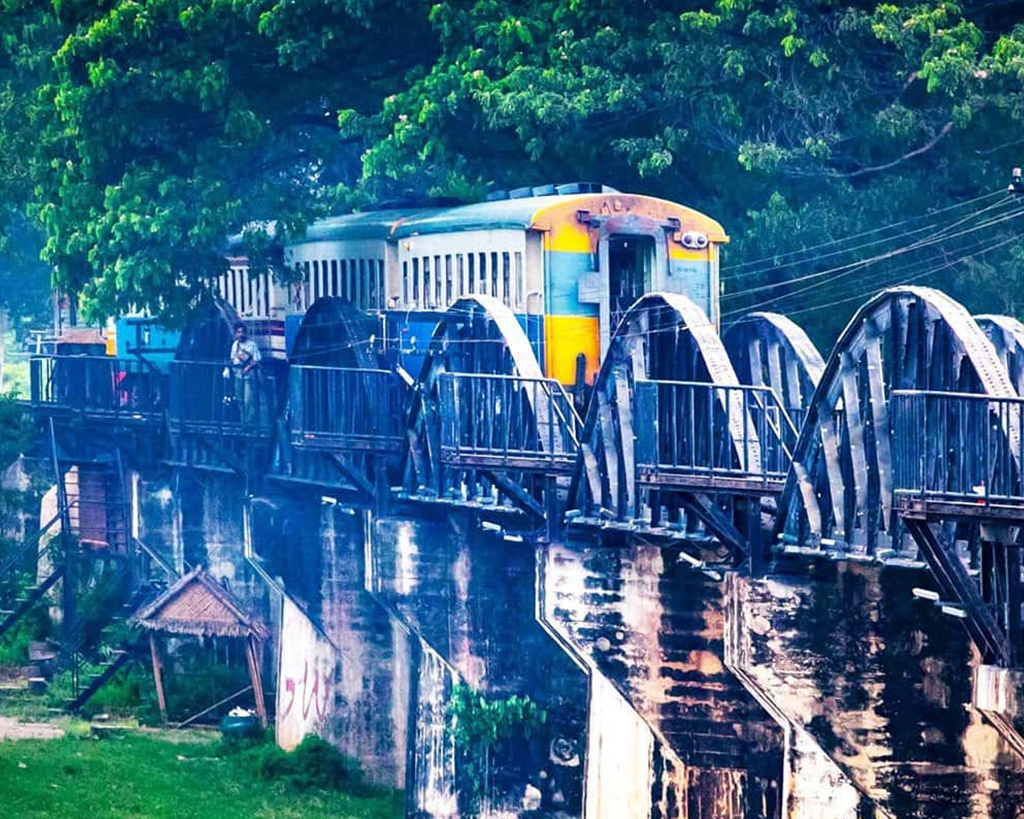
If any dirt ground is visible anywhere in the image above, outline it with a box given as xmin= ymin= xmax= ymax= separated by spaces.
xmin=0 ymin=716 xmax=64 ymax=740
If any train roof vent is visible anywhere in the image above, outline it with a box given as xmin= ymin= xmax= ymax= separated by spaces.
xmin=484 ymin=182 xmax=618 ymax=201
xmin=555 ymin=182 xmax=603 ymax=195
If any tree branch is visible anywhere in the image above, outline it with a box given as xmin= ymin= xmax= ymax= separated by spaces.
xmin=842 ymin=121 xmax=954 ymax=178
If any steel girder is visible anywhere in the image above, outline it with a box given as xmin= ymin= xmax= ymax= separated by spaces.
xmin=777 ymin=286 xmax=1017 ymax=557
xmin=402 ymin=295 xmax=559 ymax=518
xmin=723 ymin=311 xmax=825 ymax=429
xmin=977 ymin=314 xmax=1024 ymax=396
xmin=774 ymin=287 xmax=1024 ymax=670
xmin=276 ymin=297 xmax=402 ymax=499
xmin=568 ymin=292 xmax=767 ymax=553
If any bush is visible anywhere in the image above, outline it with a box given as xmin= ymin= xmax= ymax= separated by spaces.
xmin=242 ymin=736 xmax=368 ymax=794
xmin=0 ymin=602 xmax=51 ymax=668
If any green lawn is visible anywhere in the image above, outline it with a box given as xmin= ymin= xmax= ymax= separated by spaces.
xmin=0 ymin=730 xmax=403 ymax=819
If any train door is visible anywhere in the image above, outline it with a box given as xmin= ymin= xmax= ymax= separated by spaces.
xmin=594 ymin=220 xmax=667 ymax=356
xmin=607 ymin=235 xmax=654 ymax=335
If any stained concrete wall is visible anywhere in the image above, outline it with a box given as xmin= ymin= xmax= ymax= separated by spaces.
xmin=265 ymin=500 xmax=412 ymax=790
xmin=728 ymin=562 xmax=1024 ymax=819
xmin=182 ymin=479 xmax=1024 ymax=819
xmin=538 ymin=540 xmax=786 ymax=819
xmin=133 ymin=472 xmax=178 ymax=573
xmin=371 ymin=512 xmax=587 ymax=818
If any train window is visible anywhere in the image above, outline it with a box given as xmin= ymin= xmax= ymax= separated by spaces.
xmin=377 ymin=260 xmax=385 ymax=308
xmin=445 ymin=255 xmax=453 ymax=305
xmin=403 ymin=261 xmax=409 ymax=305
xmin=368 ymin=258 xmax=377 ymax=307
xmin=478 ymin=252 xmax=487 ymax=295
xmin=330 ymin=260 xmax=339 ymax=296
xmin=264 ymin=271 xmax=270 ymax=316
xmin=467 ymin=254 xmax=475 ymax=294
xmin=491 ymin=252 xmax=499 ymax=300
xmin=412 ymin=258 xmax=420 ymax=306
xmin=423 ymin=257 xmax=431 ymax=308
xmin=457 ymin=254 xmax=464 ymax=296
xmin=514 ymin=252 xmax=523 ymax=307
xmin=321 ymin=260 xmax=328 ymax=298
xmin=358 ymin=259 xmax=366 ymax=309
xmin=230 ymin=269 xmax=238 ymax=310
xmin=433 ymin=255 xmax=441 ymax=306
xmin=502 ymin=252 xmax=510 ymax=307
xmin=338 ymin=260 xmax=346 ymax=299
xmin=313 ymin=261 xmax=321 ymax=300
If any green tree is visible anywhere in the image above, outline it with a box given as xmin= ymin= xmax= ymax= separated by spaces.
xmin=363 ymin=0 xmax=1024 ymax=347
xmin=0 ymin=0 xmax=57 ymax=335
xmin=37 ymin=0 xmax=433 ymax=323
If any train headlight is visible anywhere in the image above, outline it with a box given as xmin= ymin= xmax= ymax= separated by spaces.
xmin=681 ymin=231 xmax=709 ymax=249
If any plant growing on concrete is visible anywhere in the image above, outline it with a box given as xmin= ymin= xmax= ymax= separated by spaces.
xmin=446 ymin=683 xmax=547 ymax=811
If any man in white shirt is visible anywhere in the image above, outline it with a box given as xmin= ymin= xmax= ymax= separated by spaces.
xmin=228 ymin=322 xmax=262 ymax=425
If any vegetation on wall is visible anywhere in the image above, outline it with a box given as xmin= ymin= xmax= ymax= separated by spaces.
xmin=446 ymin=683 xmax=547 ymax=808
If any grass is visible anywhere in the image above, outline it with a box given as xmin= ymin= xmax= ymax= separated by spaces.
xmin=0 ymin=730 xmax=403 ymax=819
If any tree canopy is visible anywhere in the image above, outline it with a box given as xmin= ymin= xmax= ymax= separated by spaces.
xmin=4 ymin=0 xmax=1024 ymax=343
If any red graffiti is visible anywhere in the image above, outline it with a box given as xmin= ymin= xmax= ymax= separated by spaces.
xmin=280 ymin=661 xmax=332 ymax=721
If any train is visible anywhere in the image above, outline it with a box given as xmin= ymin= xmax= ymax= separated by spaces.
xmin=210 ymin=183 xmax=728 ymax=384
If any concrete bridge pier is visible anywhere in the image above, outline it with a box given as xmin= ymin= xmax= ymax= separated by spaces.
xmin=165 ymin=471 xmax=263 ymax=608
xmin=368 ymin=510 xmax=588 ymax=818
xmin=250 ymin=497 xmax=413 ymax=791
xmin=538 ymin=538 xmax=864 ymax=819
xmin=727 ymin=561 xmax=1024 ymax=819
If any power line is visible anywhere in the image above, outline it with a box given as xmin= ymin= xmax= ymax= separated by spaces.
xmin=721 ymin=200 xmax=1024 ymax=307
xmin=721 ymin=188 xmax=1006 ymax=275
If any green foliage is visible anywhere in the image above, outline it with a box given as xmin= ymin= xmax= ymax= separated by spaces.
xmin=0 ymin=394 xmax=32 ymax=468
xmin=446 ymin=683 xmax=547 ymax=809
xmin=240 ymin=735 xmax=369 ymax=794
xmin=361 ymin=0 xmax=1024 ymax=345
xmin=3 ymin=0 xmax=1024 ymax=344
xmin=0 ymin=605 xmax=51 ymax=668
xmin=13 ymin=0 xmax=435 ymax=323
xmin=446 ymin=683 xmax=546 ymax=749
xmin=46 ymin=659 xmax=151 ymax=718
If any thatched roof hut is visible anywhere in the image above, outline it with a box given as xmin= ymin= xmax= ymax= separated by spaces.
xmin=132 ymin=566 xmax=268 ymax=640
xmin=131 ymin=566 xmax=269 ymax=727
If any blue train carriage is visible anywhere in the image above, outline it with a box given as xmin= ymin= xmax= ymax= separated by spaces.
xmin=242 ymin=186 xmax=728 ymax=383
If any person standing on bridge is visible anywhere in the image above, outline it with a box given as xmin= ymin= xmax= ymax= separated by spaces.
xmin=228 ymin=321 xmax=262 ymax=426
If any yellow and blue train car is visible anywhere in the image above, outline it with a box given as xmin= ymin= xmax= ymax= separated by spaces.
xmin=219 ymin=185 xmax=727 ymax=383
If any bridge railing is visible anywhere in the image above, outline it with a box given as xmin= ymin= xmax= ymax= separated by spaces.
xmin=634 ymin=379 xmax=797 ymax=491
xmin=892 ymin=389 xmax=1024 ymax=505
xmin=289 ymin=365 xmax=405 ymax=454
xmin=30 ymin=355 xmax=167 ymax=422
xmin=169 ymin=360 xmax=278 ymax=438
xmin=438 ymin=373 xmax=582 ymax=474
